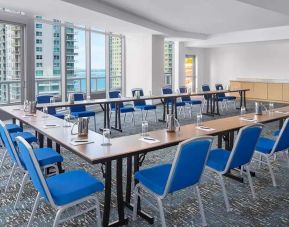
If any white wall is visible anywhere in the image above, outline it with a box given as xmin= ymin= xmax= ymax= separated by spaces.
xmin=206 ymin=41 xmax=289 ymax=87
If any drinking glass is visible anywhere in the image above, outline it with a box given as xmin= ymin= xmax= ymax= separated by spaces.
xmin=50 ymin=97 xmax=55 ymax=104
xmin=240 ymin=106 xmax=246 ymax=116
xmin=63 ymin=113 xmax=71 ymax=127
xmin=23 ymin=100 xmax=29 ymax=112
xmin=196 ymin=113 xmax=203 ymax=126
xmin=269 ymin=102 xmax=274 ymax=113
xmin=87 ymin=95 xmax=91 ymax=101
xmin=42 ymin=106 xmax=48 ymax=118
xmin=102 ymin=128 xmax=111 ymax=146
xmin=141 ymin=121 xmax=149 ymax=137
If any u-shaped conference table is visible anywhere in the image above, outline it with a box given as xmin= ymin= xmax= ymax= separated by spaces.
xmin=1 ymin=103 xmax=288 ymax=226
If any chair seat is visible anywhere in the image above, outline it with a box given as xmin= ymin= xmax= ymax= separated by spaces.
xmin=52 ymin=113 xmax=65 ymax=119
xmin=183 ymin=100 xmax=202 ymax=105
xmin=33 ymin=148 xmax=64 ymax=167
xmin=224 ymin=96 xmax=236 ymax=100
xmin=47 ymin=170 xmax=104 ymax=206
xmin=255 ymin=137 xmax=275 ymax=154
xmin=207 ymin=148 xmax=230 ymax=172
xmin=273 ymin=130 xmax=280 ymax=137
xmin=6 ymin=124 xmax=23 ymax=133
xmin=10 ymin=132 xmax=37 ymax=144
xmin=111 ymin=107 xmax=135 ymax=113
xmin=71 ymin=111 xmax=95 ymax=118
xmin=135 ymin=104 xmax=156 ymax=110
xmin=135 ymin=163 xmax=171 ymax=195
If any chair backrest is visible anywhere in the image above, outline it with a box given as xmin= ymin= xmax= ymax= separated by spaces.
xmin=37 ymin=95 xmax=56 ymax=115
xmin=226 ymin=124 xmax=264 ymax=171
xmin=70 ymin=93 xmax=86 ymax=113
xmin=161 ymin=86 xmax=173 ymax=103
xmin=0 ymin=120 xmax=22 ymax=167
xmin=109 ymin=90 xmax=124 ymax=109
xmin=202 ymin=84 xmax=211 ymax=100
xmin=215 ymin=84 xmax=225 ymax=98
xmin=16 ymin=136 xmax=56 ymax=207
xmin=131 ymin=88 xmax=146 ymax=106
xmin=163 ymin=136 xmax=213 ymax=196
xmin=179 ymin=86 xmax=191 ymax=102
xmin=272 ymin=118 xmax=289 ymax=154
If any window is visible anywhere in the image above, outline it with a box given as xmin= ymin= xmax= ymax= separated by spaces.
xmin=185 ymin=55 xmax=196 ymax=91
xmin=65 ymin=27 xmax=86 ymax=94
xmin=34 ymin=21 xmax=61 ymax=97
xmin=0 ymin=23 xmax=23 ymax=104
xmin=164 ymin=41 xmax=174 ymax=86
xmin=36 ymin=23 xmax=42 ymax=29
xmin=91 ymin=32 xmax=105 ymax=93
xmin=36 ymin=31 xmax=42 ymax=36
xmin=109 ymin=36 xmax=122 ymax=89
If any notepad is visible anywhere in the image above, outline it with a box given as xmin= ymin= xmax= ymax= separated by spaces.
xmin=43 ymin=124 xmax=60 ymax=129
xmin=240 ymin=117 xmax=257 ymax=122
xmin=70 ymin=140 xmax=94 ymax=146
xmin=139 ymin=137 xmax=160 ymax=144
xmin=196 ymin=126 xmax=215 ymax=131
xmin=22 ymin=114 xmax=37 ymax=118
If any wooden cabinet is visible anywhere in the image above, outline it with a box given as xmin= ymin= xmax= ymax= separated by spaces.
xmin=241 ymin=82 xmax=254 ymax=98
xmin=229 ymin=81 xmax=241 ymax=97
xmin=268 ymin=83 xmax=283 ymax=101
xmin=283 ymin=84 xmax=289 ymax=102
xmin=253 ymin=82 xmax=268 ymax=100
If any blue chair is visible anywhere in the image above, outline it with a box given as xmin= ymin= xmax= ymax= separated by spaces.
xmin=255 ymin=118 xmax=289 ymax=186
xmin=202 ymin=84 xmax=226 ymax=112
xmin=0 ymin=120 xmax=63 ymax=210
xmin=16 ymin=136 xmax=103 ymax=227
xmin=133 ymin=136 xmax=213 ymax=227
xmin=179 ymin=86 xmax=202 ymax=117
xmin=37 ymin=95 xmax=65 ymax=119
xmin=206 ymin=124 xmax=263 ymax=211
xmin=215 ymin=84 xmax=236 ymax=109
xmin=161 ymin=86 xmax=186 ymax=118
xmin=69 ymin=93 xmax=96 ymax=131
xmin=5 ymin=123 xmax=23 ymax=133
xmin=131 ymin=88 xmax=157 ymax=122
xmin=272 ymin=129 xmax=280 ymax=137
xmin=109 ymin=90 xmax=135 ymax=125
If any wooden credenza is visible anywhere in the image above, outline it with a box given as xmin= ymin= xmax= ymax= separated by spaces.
xmin=230 ymin=80 xmax=289 ymax=103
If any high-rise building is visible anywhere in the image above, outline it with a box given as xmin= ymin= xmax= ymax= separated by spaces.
xmin=109 ymin=36 xmax=122 ymax=89
xmin=164 ymin=41 xmax=173 ymax=85
xmin=0 ymin=23 xmax=22 ymax=103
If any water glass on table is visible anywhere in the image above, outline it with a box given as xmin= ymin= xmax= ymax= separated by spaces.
xmin=196 ymin=113 xmax=203 ymax=126
xmin=269 ymin=102 xmax=274 ymax=113
xmin=102 ymin=128 xmax=111 ymax=146
xmin=141 ymin=121 xmax=149 ymax=137
xmin=240 ymin=106 xmax=246 ymax=116
xmin=42 ymin=106 xmax=48 ymax=118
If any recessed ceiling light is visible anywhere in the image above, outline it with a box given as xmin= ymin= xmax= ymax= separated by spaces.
xmin=0 ymin=8 xmax=26 ymax=16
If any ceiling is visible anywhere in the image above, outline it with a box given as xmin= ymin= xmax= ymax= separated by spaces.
xmin=1 ymin=0 xmax=289 ymax=45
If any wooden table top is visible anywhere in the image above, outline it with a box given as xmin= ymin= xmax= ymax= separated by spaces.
xmin=1 ymin=103 xmax=287 ymax=165
xmin=37 ymin=88 xmax=249 ymax=109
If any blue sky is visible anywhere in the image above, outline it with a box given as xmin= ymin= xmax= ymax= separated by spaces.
xmin=74 ymin=30 xmax=105 ymax=70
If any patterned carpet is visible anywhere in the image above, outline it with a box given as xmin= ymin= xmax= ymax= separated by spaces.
xmin=1 ymin=100 xmax=289 ymax=227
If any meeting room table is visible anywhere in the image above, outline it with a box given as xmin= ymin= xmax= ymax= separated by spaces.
xmin=1 ymin=104 xmax=288 ymax=226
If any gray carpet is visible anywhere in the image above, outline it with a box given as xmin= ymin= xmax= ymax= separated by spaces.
xmin=1 ymin=100 xmax=289 ymax=226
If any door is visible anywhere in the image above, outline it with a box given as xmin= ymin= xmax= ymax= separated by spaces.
xmin=185 ymin=55 xmax=196 ymax=92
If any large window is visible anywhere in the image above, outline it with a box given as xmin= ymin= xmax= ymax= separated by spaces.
xmin=185 ymin=55 xmax=196 ymax=91
xmin=109 ymin=36 xmax=122 ymax=90
xmin=164 ymin=41 xmax=174 ymax=86
xmin=0 ymin=22 xmax=23 ymax=104
xmin=91 ymin=32 xmax=105 ymax=93
xmin=34 ymin=19 xmax=62 ymax=97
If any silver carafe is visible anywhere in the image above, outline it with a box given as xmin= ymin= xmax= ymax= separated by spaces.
xmin=71 ymin=117 xmax=89 ymax=137
xmin=68 ymin=93 xmax=74 ymax=104
xmin=166 ymin=113 xmax=180 ymax=132
xmin=255 ymin=102 xmax=268 ymax=115
xmin=29 ymin=101 xmax=37 ymax=114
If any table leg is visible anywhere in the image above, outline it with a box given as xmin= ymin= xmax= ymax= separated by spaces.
xmin=12 ymin=118 xmax=16 ymax=124
xmin=173 ymin=98 xmax=177 ymax=119
xmin=218 ymin=134 xmax=222 ymax=148
xmin=100 ymin=103 xmax=111 ymax=131
xmin=125 ymin=156 xmax=132 ymax=205
xmin=47 ymin=138 xmax=52 ymax=148
xmin=103 ymin=161 xmax=112 ymax=227
xmin=55 ymin=143 xmax=64 ymax=173
xmin=243 ymin=91 xmax=247 ymax=109
xmin=38 ymin=133 xmax=44 ymax=148
xmin=111 ymin=103 xmax=122 ymax=132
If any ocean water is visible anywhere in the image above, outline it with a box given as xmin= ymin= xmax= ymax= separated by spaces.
xmin=74 ymin=69 xmax=105 ymax=92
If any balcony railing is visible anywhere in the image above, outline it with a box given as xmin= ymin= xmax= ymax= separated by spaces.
xmin=0 ymin=80 xmax=21 ymax=105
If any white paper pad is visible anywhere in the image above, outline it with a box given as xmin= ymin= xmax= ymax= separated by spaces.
xmin=22 ymin=114 xmax=36 ymax=118
xmin=70 ymin=140 xmax=94 ymax=146
xmin=274 ymin=111 xmax=289 ymax=114
xmin=139 ymin=137 xmax=160 ymax=144
xmin=43 ymin=124 xmax=60 ymax=129
xmin=196 ymin=126 xmax=215 ymax=131
xmin=240 ymin=117 xmax=257 ymax=122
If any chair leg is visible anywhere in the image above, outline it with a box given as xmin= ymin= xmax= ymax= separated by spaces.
xmin=132 ymin=112 xmax=135 ymax=125
xmin=141 ymin=110 xmax=143 ymax=121
xmin=123 ymin=113 xmax=126 ymax=122
xmin=0 ymin=149 xmax=7 ymax=169
xmin=218 ymin=174 xmax=232 ymax=212
xmin=94 ymin=196 xmax=102 ymax=227
xmin=5 ymin=163 xmax=16 ymax=193
xmin=195 ymin=185 xmax=208 ymax=227
xmin=93 ymin=115 xmax=97 ymax=131
xmin=266 ymin=156 xmax=277 ymax=187
xmin=14 ymin=172 xmax=29 ymax=209
xmin=245 ymin=165 xmax=256 ymax=199
xmin=132 ymin=184 xmax=140 ymax=221
xmin=156 ymin=197 xmax=166 ymax=227
xmin=258 ymin=153 xmax=263 ymax=168
xmin=28 ymin=192 xmax=41 ymax=227
xmin=145 ymin=110 xmax=148 ymax=121
xmin=190 ymin=105 xmax=193 ymax=118
xmin=154 ymin=109 xmax=158 ymax=122
xmin=283 ymin=150 xmax=289 ymax=168
xmin=53 ymin=208 xmax=64 ymax=227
